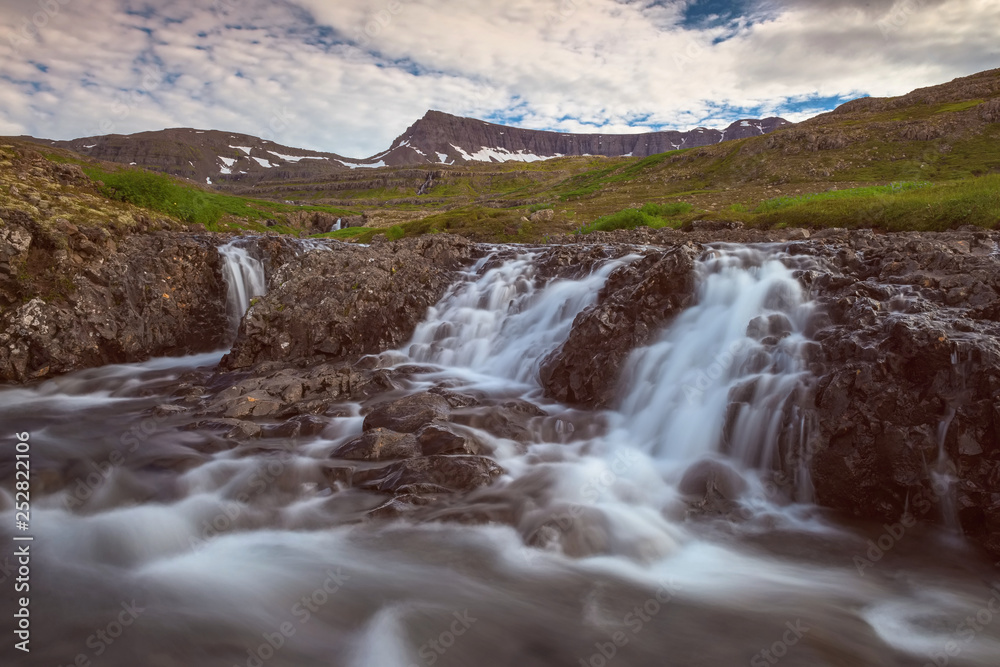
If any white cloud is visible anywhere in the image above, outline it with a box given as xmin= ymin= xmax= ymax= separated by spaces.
xmin=0 ymin=0 xmax=996 ymax=157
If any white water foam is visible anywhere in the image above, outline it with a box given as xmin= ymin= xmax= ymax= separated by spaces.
xmin=406 ymin=252 xmax=637 ymax=386
xmin=219 ymin=241 xmax=267 ymax=335
xmin=614 ymin=246 xmax=816 ymax=487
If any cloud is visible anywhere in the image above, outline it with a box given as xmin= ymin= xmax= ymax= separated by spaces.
xmin=0 ymin=0 xmax=997 ymax=157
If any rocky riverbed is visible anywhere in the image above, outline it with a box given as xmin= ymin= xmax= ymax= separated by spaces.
xmin=4 ymin=223 xmax=998 ymax=557
xmin=3 ymin=223 xmax=1000 ymax=666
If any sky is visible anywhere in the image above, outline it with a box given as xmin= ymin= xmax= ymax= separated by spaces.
xmin=0 ymin=0 xmax=998 ymax=159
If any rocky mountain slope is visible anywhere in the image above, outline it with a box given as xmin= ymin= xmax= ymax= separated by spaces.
xmin=29 ymin=128 xmax=362 ymax=187
xmin=374 ymin=111 xmax=789 ymax=166
xmin=26 ymin=112 xmax=789 ymax=184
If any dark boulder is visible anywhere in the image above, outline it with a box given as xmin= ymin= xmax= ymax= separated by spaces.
xmin=362 ymin=392 xmax=451 ymax=433
xmin=332 ymin=428 xmax=421 ymax=461
xmin=220 ymin=235 xmax=475 ymax=370
xmin=353 ymin=455 xmax=504 ymax=494
xmin=0 ymin=227 xmax=229 ymax=382
xmin=539 ymin=247 xmax=698 ymax=407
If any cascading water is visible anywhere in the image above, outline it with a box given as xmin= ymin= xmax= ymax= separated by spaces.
xmin=5 ymin=244 xmax=1000 ymax=667
xmin=218 ymin=241 xmax=267 ymax=336
xmin=614 ymin=246 xmax=817 ymax=494
xmin=406 ymin=252 xmax=636 ymax=384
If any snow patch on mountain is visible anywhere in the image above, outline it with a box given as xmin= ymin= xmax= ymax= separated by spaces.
xmin=336 ymin=159 xmax=386 ymax=169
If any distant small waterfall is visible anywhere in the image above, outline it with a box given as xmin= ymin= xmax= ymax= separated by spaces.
xmin=218 ymin=241 xmax=267 ymax=337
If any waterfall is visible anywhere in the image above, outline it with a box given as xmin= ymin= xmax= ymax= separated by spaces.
xmin=218 ymin=241 xmax=267 ymax=336
xmin=614 ymin=246 xmax=817 ymax=484
xmin=406 ymin=252 xmax=635 ymax=384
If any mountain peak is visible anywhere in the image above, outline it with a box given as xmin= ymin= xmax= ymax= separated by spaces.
xmin=375 ymin=111 xmax=790 ymax=166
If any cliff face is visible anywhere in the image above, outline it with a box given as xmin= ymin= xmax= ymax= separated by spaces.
xmin=378 ymin=111 xmax=790 ymax=166
xmin=27 ymin=113 xmax=790 ymax=182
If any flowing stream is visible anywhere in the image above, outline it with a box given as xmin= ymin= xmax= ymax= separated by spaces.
xmin=219 ymin=241 xmax=267 ymax=336
xmin=1 ymin=245 xmax=998 ymax=667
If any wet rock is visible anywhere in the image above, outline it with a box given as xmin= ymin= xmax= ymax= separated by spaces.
xmin=416 ymin=422 xmax=483 ymax=456
xmin=153 ymin=404 xmax=189 ymax=417
xmin=679 ymin=459 xmax=751 ymax=517
xmin=803 ymin=230 xmax=1000 ymax=557
xmin=362 ymin=392 xmax=451 ymax=433
xmin=332 ymin=428 xmax=421 ymax=461
xmin=220 ymin=235 xmax=475 ymax=370
xmin=187 ymin=418 xmax=261 ymax=440
xmin=540 ymin=247 xmax=698 ymax=407
xmin=264 ymin=414 xmax=329 ymax=439
xmin=222 ymin=392 xmax=282 ymax=418
xmin=0 ymin=225 xmax=230 ymax=382
xmin=453 ymin=400 xmax=548 ymax=443
xmin=353 ymin=455 xmax=505 ymax=494
xmin=320 ymin=463 xmax=353 ymax=488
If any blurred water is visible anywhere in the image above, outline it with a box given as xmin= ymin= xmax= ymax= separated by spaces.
xmin=219 ymin=241 xmax=267 ymax=336
xmin=1 ymin=247 xmax=997 ymax=667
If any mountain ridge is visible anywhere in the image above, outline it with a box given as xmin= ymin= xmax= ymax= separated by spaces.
xmin=25 ymin=111 xmax=790 ymax=184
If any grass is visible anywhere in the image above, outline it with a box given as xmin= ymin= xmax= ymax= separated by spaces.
xmin=748 ymin=175 xmax=1000 ymax=231
xmin=577 ymin=202 xmax=694 ymax=234
xmin=753 ymin=182 xmax=933 ymax=213
xmin=555 ymin=150 xmax=687 ymax=201
xmin=890 ymin=99 xmax=983 ymax=121
xmin=81 ymin=166 xmax=356 ymax=230
xmin=21 ymin=76 xmax=1000 ymax=243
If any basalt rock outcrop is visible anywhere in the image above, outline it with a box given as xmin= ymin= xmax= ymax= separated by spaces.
xmin=0 ymin=218 xmax=231 ymax=382
xmin=539 ymin=247 xmax=699 ymax=408
xmin=220 ymin=235 xmax=476 ymax=371
xmin=797 ymin=230 xmax=1000 ymax=556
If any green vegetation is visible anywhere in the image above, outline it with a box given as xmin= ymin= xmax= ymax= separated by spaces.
xmin=81 ymin=165 xmax=355 ymax=230
xmin=556 ymin=150 xmax=687 ymax=200
xmin=22 ymin=75 xmax=1000 ymax=244
xmin=753 ymin=182 xmax=932 ymax=214
xmin=577 ymin=202 xmax=694 ymax=234
xmin=749 ymin=174 xmax=1000 ymax=231
xmin=891 ymin=99 xmax=983 ymax=120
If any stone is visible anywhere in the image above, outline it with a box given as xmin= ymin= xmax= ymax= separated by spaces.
xmin=353 ymin=455 xmax=505 ymax=494
xmin=362 ymin=392 xmax=451 ymax=433
xmin=332 ymin=428 xmax=421 ymax=461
